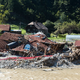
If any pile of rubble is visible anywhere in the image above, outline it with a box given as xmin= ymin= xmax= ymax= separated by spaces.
xmin=0 ymin=53 xmax=77 ymax=69
xmin=0 ymin=32 xmax=64 ymax=57
xmin=0 ymin=32 xmax=80 ymax=68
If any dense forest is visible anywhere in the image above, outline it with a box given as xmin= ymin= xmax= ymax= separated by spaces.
xmin=0 ymin=0 xmax=80 ymax=34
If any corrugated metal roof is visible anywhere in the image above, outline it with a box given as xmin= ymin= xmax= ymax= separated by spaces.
xmin=0 ymin=32 xmax=23 ymax=52
xmin=0 ymin=32 xmax=23 ymax=41
xmin=11 ymin=33 xmax=65 ymax=54
xmin=28 ymin=33 xmax=56 ymax=44
xmin=75 ymin=40 xmax=80 ymax=47
xmin=12 ymin=44 xmax=28 ymax=52
xmin=0 ymin=25 xmax=10 ymax=31
xmin=0 ymin=40 xmax=8 ymax=52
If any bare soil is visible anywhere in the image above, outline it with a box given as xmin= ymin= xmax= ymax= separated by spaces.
xmin=0 ymin=67 xmax=80 ymax=80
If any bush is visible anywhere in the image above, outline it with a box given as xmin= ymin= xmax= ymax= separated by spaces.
xmin=43 ymin=20 xmax=55 ymax=33
xmin=54 ymin=21 xmax=79 ymax=34
xmin=58 ymin=34 xmax=66 ymax=38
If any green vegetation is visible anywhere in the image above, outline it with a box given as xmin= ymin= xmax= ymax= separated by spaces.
xmin=49 ymin=33 xmax=66 ymax=42
xmin=48 ymin=37 xmax=66 ymax=42
xmin=21 ymin=29 xmax=26 ymax=35
xmin=10 ymin=24 xmax=20 ymax=30
xmin=49 ymin=33 xmax=80 ymax=42
xmin=0 ymin=0 xmax=80 ymax=34
xmin=10 ymin=24 xmax=26 ymax=35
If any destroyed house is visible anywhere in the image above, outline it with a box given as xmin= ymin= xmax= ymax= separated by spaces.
xmin=26 ymin=22 xmax=48 ymax=35
xmin=0 ymin=32 xmax=23 ymax=52
xmin=11 ymin=32 xmax=65 ymax=56
xmin=0 ymin=25 xmax=11 ymax=33
xmin=28 ymin=33 xmax=65 ymax=55
xmin=11 ymin=44 xmax=31 ymax=56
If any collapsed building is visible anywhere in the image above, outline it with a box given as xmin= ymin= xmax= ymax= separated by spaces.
xmin=1 ymin=31 xmax=80 ymax=62
xmin=1 ymin=32 xmax=80 ymax=68
xmin=0 ymin=32 xmax=65 ymax=57
xmin=10 ymin=32 xmax=65 ymax=57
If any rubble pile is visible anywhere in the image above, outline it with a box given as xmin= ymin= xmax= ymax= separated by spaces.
xmin=0 ymin=32 xmax=80 ymax=69
xmin=0 ymin=46 xmax=80 ymax=69
xmin=9 ymin=32 xmax=65 ymax=57
xmin=0 ymin=54 xmax=75 ymax=69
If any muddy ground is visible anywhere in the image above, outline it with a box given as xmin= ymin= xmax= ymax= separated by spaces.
xmin=0 ymin=67 xmax=80 ymax=80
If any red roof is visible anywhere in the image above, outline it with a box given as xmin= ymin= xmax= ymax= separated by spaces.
xmin=28 ymin=34 xmax=56 ymax=44
xmin=0 ymin=40 xmax=8 ymax=52
xmin=75 ymin=40 xmax=80 ymax=47
xmin=0 ymin=32 xmax=23 ymax=41
xmin=12 ymin=44 xmax=28 ymax=52
xmin=0 ymin=32 xmax=23 ymax=52
xmin=0 ymin=25 xmax=10 ymax=31
xmin=31 ymin=41 xmax=48 ymax=50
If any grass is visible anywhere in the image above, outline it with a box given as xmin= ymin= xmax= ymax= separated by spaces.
xmin=10 ymin=24 xmax=26 ymax=35
xmin=21 ymin=28 xmax=26 ymax=35
xmin=48 ymin=36 xmax=66 ymax=42
xmin=49 ymin=33 xmax=80 ymax=42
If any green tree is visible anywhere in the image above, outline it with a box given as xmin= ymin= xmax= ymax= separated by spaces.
xmin=0 ymin=4 xmax=10 ymax=23
xmin=43 ymin=20 xmax=55 ymax=33
xmin=54 ymin=21 xmax=79 ymax=34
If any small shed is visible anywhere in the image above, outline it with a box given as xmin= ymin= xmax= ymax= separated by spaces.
xmin=0 ymin=25 xmax=11 ymax=33
xmin=26 ymin=21 xmax=48 ymax=35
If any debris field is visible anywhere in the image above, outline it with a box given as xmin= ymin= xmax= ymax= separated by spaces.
xmin=0 ymin=32 xmax=80 ymax=69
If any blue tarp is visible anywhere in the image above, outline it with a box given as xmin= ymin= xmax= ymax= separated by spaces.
xmin=24 ymin=44 xmax=31 ymax=50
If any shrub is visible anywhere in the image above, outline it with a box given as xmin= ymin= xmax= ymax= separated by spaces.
xmin=58 ymin=34 xmax=66 ymax=38
xmin=43 ymin=20 xmax=55 ymax=33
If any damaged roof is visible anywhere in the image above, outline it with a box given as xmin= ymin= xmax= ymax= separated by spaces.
xmin=0 ymin=32 xmax=65 ymax=55
xmin=11 ymin=44 xmax=30 ymax=52
xmin=28 ymin=21 xmax=48 ymax=30
xmin=0 ymin=32 xmax=23 ymax=41
xmin=0 ymin=32 xmax=23 ymax=52
xmin=0 ymin=40 xmax=9 ymax=52
xmin=28 ymin=33 xmax=56 ymax=44
xmin=75 ymin=40 xmax=80 ymax=48
xmin=0 ymin=25 xmax=10 ymax=31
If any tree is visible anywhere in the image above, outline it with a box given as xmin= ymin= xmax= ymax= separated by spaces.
xmin=54 ymin=21 xmax=79 ymax=34
xmin=0 ymin=4 xmax=10 ymax=23
xmin=43 ymin=20 xmax=55 ymax=33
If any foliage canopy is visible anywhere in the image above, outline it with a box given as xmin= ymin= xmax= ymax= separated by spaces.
xmin=0 ymin=0 xmax=80 ymax=34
